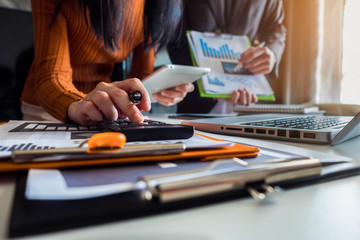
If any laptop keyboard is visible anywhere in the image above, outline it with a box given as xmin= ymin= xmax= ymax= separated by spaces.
xmin=243 ymin=116 xmax=350 ymax=130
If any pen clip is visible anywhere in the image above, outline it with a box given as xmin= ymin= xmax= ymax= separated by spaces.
xmin=138 ymin=157 xmax=321 ymax=203
xmin=203 ymin=32 xmax=233 ymax=39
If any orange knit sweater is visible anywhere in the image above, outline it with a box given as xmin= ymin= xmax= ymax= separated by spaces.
xmin=21 ymin=0 xmax=155 ymax=122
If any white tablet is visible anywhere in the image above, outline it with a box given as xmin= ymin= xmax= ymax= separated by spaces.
xmin=142 ymin=64 xmax=211 ymax=102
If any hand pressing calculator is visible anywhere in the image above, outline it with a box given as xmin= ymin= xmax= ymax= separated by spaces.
xmin=97 ymin=119 xmax=194 ymax=142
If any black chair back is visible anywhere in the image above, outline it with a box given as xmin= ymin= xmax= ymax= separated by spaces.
xmin=0 ymin=7 xmax=33 ymax=121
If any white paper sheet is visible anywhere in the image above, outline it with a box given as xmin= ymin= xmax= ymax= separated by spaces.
xmin=0 ymin=121 xmax=81 ymax=158
xmin=25 ymin=169 xmax=142 ymax=200
xmin=201 ymin=72 xmax=273 ymax=95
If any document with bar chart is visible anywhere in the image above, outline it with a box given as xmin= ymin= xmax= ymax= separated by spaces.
xmin=0 ymin=121 xmax=85 ymax=158
xmin=187 ymin=30 xmax=275 ymax=101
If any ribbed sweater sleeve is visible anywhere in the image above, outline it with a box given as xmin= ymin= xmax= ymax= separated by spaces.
xmin=31 ymin=0 xmax=85 ymax=121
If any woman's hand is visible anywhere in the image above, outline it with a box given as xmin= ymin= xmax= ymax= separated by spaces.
xmin=152 ymin=83 xmax=194 ymax=106
xmin=67 ymin=78 xmax=151 ymax=126
xmin=223 ymin=88 xmax=258 ymax=106
xmin=239 ymin=46 xmax=276 ymax=75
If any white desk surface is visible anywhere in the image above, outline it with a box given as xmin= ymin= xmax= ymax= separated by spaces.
xmin=1 ymin=116 xmax=360 ymax=240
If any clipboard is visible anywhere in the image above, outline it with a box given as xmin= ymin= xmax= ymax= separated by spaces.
xmin=186 ymin=30 xmax=276 ymax=101
xmin=8 ymin=156 xmax=332 ymax=238
xmin=9 ymin=158 xmax=360 ymax=238
xmin=0 ymin=134 xmax=259 ymax=172
xmin=8 ymin=170 xmax=253 ymax=238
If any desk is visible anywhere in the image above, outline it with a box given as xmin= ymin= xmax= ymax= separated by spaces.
xmin=1 ymin=116 xmax=360 ymax=240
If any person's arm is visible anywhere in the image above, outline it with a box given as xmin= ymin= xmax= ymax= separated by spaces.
xmin=257 ymin=0 xmax=286 ymax=72
xmin=65 ymin=33 xmax=151 ymax=125
xmin=31 ymin=0 xmax=85 ymax=122
xmin=238 ymin=0 xmax=286 ymax=76
xmin=32 ymin=0 xmax=151 ymax=125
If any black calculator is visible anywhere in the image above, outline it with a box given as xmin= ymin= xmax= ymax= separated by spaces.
xmin=10 ymin=119 xmax=194 ymax=142
xmin=97 ymin=119 xmax=194 ymax=142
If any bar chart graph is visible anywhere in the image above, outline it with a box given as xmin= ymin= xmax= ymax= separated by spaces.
xmin=206 ymin=75 xmax=225 ymax=87
xmin=0 ymin=143 xmax=55 ymax=152
xmin=200 ymin=38 xmax=242 ymax=60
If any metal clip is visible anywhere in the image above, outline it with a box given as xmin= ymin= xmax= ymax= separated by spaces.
xmin=247 ymin=184 xmax=284 ymax=200
xmin=247 ymin=187 xmax=266 ymax=200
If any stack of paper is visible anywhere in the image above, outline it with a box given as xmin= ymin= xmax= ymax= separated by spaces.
xmin=0 ymin=120 xmax=260 ymax=171
xmin=187 ymin=30 xmax=275 ymax=101
xmin=233 ymin=104 xmax=322 ymax=114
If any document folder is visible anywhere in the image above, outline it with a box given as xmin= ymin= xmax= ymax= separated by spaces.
xmin=9 ymin=157 xmax=324 ymax=238
xmin=1 ymin=135 xmax=259 ymax=172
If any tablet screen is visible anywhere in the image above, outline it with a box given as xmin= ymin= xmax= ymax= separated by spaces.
xmin=142 ymin=64 xmax=211 ymax=102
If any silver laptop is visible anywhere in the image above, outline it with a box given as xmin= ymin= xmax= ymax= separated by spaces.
xmin=181 ymin=112 xmax=360 ymax=145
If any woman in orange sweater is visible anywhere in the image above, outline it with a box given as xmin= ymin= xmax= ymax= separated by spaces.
xmin=21 ymin=0 xmax=192 ymax=126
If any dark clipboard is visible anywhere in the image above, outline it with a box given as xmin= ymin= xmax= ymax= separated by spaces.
xmin=8 ymin=170 xmax=250 ymax=238
xmin=8 ymin=157 xmax=360 ymax=238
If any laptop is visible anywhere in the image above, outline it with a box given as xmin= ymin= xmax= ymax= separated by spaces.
xmin=181 ymin=112 xmax=360 ymax=145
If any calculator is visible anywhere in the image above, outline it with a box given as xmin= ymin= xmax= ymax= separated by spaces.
xmin=97 ymin=119 xmax=194 ymax=142
xmin=9 ymin=119 xmax=194 ymax=142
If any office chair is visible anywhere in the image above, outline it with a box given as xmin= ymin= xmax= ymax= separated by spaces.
xmin=0 ymin=7 xmax=33 ymax=121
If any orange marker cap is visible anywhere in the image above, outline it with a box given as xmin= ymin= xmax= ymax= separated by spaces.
xmin=87 ymin=132 xmax=126 ymax=150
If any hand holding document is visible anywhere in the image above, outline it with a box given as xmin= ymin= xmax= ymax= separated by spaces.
xmin=187 ymin=30 xmax=275 ymax=101
xmin=233 ymin=41 xmax=266 ymax=72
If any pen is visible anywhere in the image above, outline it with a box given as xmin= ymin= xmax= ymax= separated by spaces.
xmin=233 ymin=41 xmax=266 ymax=72
xmin=129 ymin=91 xmax=142 ymax=104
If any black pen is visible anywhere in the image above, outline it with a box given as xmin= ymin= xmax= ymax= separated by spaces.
xmin=129 ymin=91 xmax=142 ymax=104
